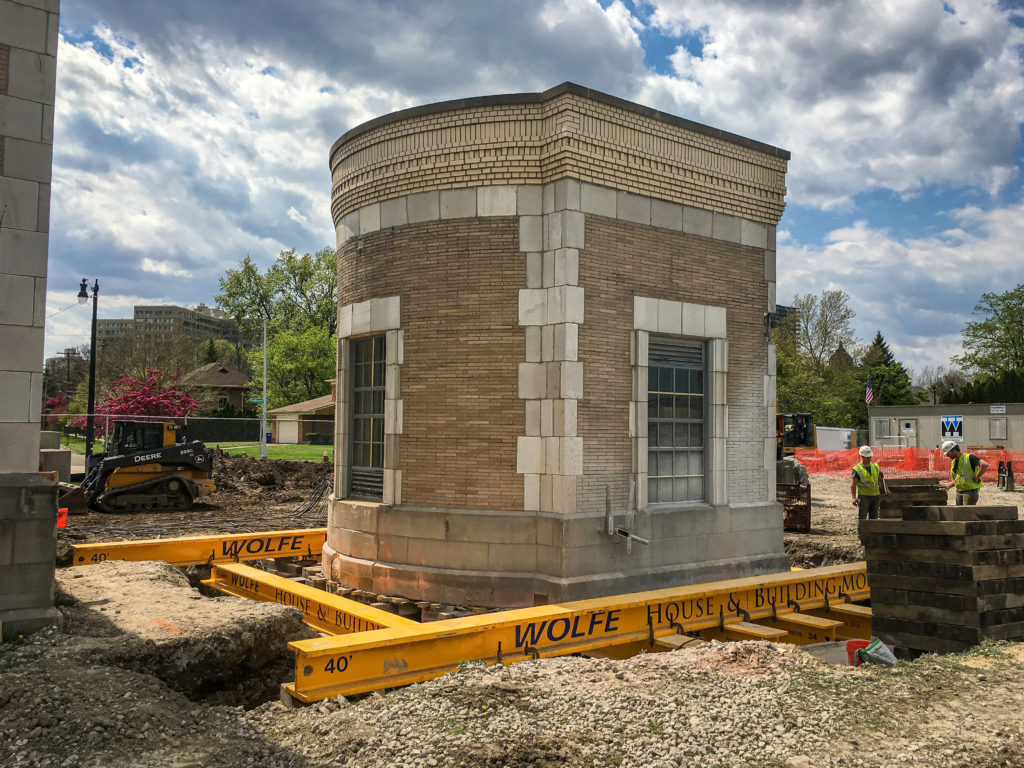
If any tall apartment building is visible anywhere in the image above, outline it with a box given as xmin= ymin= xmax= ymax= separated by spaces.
xmin=97 ymin=302 xmax=240 ymax=346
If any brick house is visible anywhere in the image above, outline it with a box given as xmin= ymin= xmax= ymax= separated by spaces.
xmin=323 ymin=82 xmax=790 ymax=608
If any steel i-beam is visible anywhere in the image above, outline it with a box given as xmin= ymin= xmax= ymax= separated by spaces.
xmin=283 ymin=562 xmax=870 ymax=702
xmin=72 ymin=528 xmax=327 ymax=567
xmin=205 ymin=562 xmax=416 ymax=635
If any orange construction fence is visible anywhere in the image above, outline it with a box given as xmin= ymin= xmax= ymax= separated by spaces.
xmin=795 ymin=446 xmax=1024 ymax=485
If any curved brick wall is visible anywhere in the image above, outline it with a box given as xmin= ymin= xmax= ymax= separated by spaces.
xmin=326 ymin=84 xmax=791 ymax=609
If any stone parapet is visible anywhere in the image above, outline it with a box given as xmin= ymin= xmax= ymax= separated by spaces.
xmin=330 ymin=83 xmax=788 ymax=227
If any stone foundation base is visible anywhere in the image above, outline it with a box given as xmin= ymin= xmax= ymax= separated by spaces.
xmin=324 ymin=495 xmax=788 ymax=608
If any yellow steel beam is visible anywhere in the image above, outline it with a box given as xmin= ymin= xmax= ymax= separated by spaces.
xmin=71 ymin=528 xmax=327 ymax=567
xmin=282 ymin=562 xmax=870 ymax=703
xmin=205 ymin=563 xmax=415 ymax=635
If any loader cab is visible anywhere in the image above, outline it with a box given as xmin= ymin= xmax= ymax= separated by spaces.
xmin=776 ymin=412 xmax=815 ymax=460
xmin=109 ymin=421 xmax=181 ymax=454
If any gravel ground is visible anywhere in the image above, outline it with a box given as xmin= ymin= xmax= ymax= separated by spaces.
xmin=4 ymin=472 xmax=1023 ymax=767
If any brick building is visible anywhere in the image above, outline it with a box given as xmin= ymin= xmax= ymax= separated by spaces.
xmin=96 ymin=302 xmax=240 ymax=346
xmin=323 ymin=83 xmax=790 ymax=607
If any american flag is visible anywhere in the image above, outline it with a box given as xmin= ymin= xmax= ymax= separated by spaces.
xmin=865 ymin=377 xmax=874 ymax=405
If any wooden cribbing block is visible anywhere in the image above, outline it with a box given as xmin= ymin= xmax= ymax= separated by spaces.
xmin=701 ymin=621 xmax=788 ymax=643
xmin=861 ymin=532 xmax=1024 ymax=552
xmin=862 ymin=520 xmax=1024 ymax=536
xmin=867 ymin=558 xmax=1024 ymax=581
xmin=761 ymin=611 xmax=841 ymax=645
xmin=900 ymin=505 xmax=1019 ymax=522
xmin=806 ymin=602 xmax=872 ymax=640
xmin=871 ymin=586 xmax=1024 ymax=613
xmin=863 ymin=547 xmax=1024 ymax=566
xmin=872 ymin=602 xmax=1024 ymax=628
xmin=873 ymin=616 xmax=1024 ymax=644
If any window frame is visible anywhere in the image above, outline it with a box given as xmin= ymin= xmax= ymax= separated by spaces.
xmin=646 ymin=338 xmax=708 ymax=505
xmin=347 ymin=334 xmax=386 ymax=500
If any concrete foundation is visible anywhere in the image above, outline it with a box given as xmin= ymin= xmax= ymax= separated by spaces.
xmin=38 ymin=446 xmax=70 ymax=481
xmin=0 ymin=473 xmax=61 ymax=638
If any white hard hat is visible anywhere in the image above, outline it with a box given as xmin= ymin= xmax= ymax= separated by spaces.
xmin=858 ymin=446 xmax=873 ymax=457
xmin=941 ymin=440 xmax=958 ymax=455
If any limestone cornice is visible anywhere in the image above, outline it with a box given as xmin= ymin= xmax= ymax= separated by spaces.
xmin=329 ymin=83 xmax=789 ymax=227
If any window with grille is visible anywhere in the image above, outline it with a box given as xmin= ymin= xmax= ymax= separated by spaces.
xmin=647 ymin=339 xmax=706 ymax=504
xmin=349 ymin=335 xmax=386 ymax=500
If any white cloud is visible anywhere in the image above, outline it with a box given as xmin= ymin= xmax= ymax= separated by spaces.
xmin=777 ymin=197 xmax=1024 ymax=374
xmin=140 ymin=258 xmax=192 ymax=278
xmin=639 ymin=0 xmax=1024 ymax=208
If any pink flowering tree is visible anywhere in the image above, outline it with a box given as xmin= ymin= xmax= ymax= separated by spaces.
xmin=72 ymin=370 xmax=203 ymax=437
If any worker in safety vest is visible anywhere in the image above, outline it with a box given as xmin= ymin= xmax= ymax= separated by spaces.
xmin=850 ymin=445 xmax=891 ymax=523
xmin=940 ymin=440 xmax=988 ymax=505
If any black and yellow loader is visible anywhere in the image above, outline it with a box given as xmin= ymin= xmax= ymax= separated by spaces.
xmin=61 ymin=421 xmax=215 ymax=513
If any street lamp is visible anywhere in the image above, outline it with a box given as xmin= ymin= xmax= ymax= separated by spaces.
xmin=77 ymin=278 xmax=99 ymax=460
xmin=260 ymin=313 xmax=267 ymax=460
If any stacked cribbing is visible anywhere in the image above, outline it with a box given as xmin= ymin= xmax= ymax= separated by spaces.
xmin=878 ymin=477 xmax=948 ymax=519
xmin=863 ymin=505 xmax=1024 ymax=654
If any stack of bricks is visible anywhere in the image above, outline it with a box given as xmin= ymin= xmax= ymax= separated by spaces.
xmin=863 ymin=505 xmax=1024 ymax=655
xmin=878 ymin=477 xmax=948 ymax=519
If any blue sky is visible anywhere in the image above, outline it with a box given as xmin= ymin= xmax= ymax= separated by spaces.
xmin=44 ymin=0 xmax=1024 ymax=379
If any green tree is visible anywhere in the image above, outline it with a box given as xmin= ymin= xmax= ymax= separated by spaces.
xmin=216 ymin=247 xmax=338 ymax=408
xmin=862 ymin=331 xmax=916 ymax=406
xmin=792 ymin=290 xmax=857 ymax=374
xmin=953 ymin=284 xmax=1024 ymax=377
xmin=942 ymin=368 xmax=1024 ymax=404
xmin=216 ymin=248 xmax=337 ymax=338
xmin=246 ymin=326 xmax=336 ymax=408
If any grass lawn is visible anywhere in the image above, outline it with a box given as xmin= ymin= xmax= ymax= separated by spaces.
xmin=59 ymin=435 xmax=331 ymax=462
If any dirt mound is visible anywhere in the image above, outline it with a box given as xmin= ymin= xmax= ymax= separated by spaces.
xmin=209 ymin=453 xmax=330 ymax=496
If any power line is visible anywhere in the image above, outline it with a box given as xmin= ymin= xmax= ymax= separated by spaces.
xmin=47 ymin=302 xmax=83 ymax=319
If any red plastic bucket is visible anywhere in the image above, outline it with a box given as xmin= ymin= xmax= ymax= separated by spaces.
xmin=846 ymin=639 xmax=870 ymax=666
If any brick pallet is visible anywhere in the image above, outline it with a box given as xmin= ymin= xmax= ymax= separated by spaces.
xmin=878 ymin=477 xmax=947 ymax=520
xmin=863 ymin=505 xmax=1024 ymax=654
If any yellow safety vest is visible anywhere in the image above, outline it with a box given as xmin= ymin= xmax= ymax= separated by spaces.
xmin=951 ymin=452 xmax=984 ymax=491
xmin=852 ymin=462 xmax=881 ymax=496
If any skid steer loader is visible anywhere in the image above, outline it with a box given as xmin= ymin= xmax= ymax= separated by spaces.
xmin=61 ymin=421 xmax=215 ymax=513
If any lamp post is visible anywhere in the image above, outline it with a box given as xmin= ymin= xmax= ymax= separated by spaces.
xmin=77 ymin=278 xmax=99 ymax=460
xmin=260 ymin=313 xmax=267 ymax=460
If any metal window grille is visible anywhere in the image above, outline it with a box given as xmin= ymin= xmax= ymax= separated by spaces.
xmin=349 ymin=335 xmax=386 ymax=500
xmin=647 ymin=339 xmax=706 ymax=504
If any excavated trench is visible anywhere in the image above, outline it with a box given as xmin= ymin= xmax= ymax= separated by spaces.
xmin=56 ymin=561 xmax=318 ymax=709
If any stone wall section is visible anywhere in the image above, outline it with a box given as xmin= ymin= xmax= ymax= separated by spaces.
xmin=0 ymin=0 xmax=59 ymax=473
